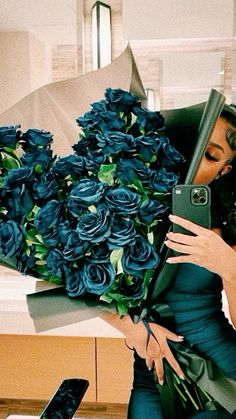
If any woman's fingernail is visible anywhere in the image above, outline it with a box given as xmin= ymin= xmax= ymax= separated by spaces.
xmin=159 ymin=380 xmax=164 ymax=386
xmin=148 ymin=367 xmax=152 ymax=371
xmin=166 ymin=258 xmax=173 ymax=263
xmin=180 ymin=375 xmax=185 ymax=380
xmin=178 ymin=335 xmax=184 ymax=340
xmin=169 ymin=214 xmax=174 ymax=220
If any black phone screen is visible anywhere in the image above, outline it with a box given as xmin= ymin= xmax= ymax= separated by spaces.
xmin=40 ymin=378 xmax=89 ymax=419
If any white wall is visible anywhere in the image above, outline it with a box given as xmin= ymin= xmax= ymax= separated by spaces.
xmin=122 ymin=0 xmax=234 ymax=40
xmin=0 ymin=31 xmax=51 ymax=114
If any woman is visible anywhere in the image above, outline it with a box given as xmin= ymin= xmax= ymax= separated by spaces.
xmin=101 ymin=104 xmax=236 ymax=418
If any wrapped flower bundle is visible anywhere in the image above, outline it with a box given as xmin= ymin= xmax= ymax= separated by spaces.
xmin=0 ymin=88 xmax=184 ymax=315
xmin=2 ymin=88 xmax=236 ymax=417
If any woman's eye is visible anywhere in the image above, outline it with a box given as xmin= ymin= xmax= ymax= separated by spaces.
xmin=205 ymin=152 xmax=219 ymax=162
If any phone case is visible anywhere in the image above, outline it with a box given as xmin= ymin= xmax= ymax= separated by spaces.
xmin=172 ymin=184 xmax=211 ymax=236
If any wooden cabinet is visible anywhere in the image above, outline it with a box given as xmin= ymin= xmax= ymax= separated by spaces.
xmin=0 ymin=335 xmax=96 ymax=402
xmin=97 ymin=338 xmax=133 ymax=404
xmin=0 ymin=335 xmax=133 ymax=404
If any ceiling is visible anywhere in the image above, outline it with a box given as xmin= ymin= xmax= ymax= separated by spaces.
xmin=0 ymin=0 xmax=77 ymax=45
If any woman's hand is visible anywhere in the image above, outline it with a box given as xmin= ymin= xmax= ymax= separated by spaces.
xmin=125 ymin=320 xmax=185 ymax=385
xmin=165 ymin=214 xmax=236 ymax=280
xmin=101 ymin=312 xmax=184 ymax=384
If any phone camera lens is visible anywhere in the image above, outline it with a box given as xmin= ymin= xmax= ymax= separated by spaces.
xmin=191 ymin=188 xmax=208 ymax=205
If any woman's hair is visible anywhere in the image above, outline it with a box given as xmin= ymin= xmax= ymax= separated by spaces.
xmin=211 ymin=104 xmax=236 ymax=245
xmin=221 ymin=104 xmax=236 ymax=152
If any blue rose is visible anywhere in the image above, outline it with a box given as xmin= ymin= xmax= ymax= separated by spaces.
xmin=0 ymin=125 xmax=20 ymax=149
xmin=140 ymin=199 xmax=169 ymax=223
xmin=0 ymin=220 xmax=24 ymax=257
xmin=33 ymin=173 xmax=58 ymax=201
xmin=105 ymin=88 xmax=141 ymax=112
xmin=105 ymin=185 xmax=141 ymax=215
xmin=84 ymin=151 xmax=106 ymax=173
xmin=122 ymin=236 xmax=160 ymax=276
xmin=82 ymin=260 xmax=116 ymax=295
xmin=5 ymin=187 xmax=34 ymax=223
xmin=52 ymin=154 xmax=85 ymax=178
xmin=89 ymin=242 xmax=110 ymax=263
xmin=4 ymin=167 xmax=34 ymax=190
xmin=68 ymin=178 xmax=107 ymax=208
xmin=16 ymin=248 xmax=35 ymax=274
xmin=136 ymin=134 xmax=163 ymax=162
xmin=41 ymin=229 xmax=60 ymax=248
xmin=46 ymin=249 xmax=69 ymax=280
xmin=150 ymin=168 xmax=179 ymax=192
xmin=133 ymin=107 xmax=165 ymax=132
xmin=58 ymin=221 xmax=73 ymax=246
xmin=63 ymin=231 xmax=90 ymax=261
xmin=118 ymin=275 xmax=145 ymax=300
xmin=161 ymin=138 xmax=185 ymax=168
xmin=107 ymin=216 xmax=136 ymax=249
xmin=66 ymin=269 xmax=86 ymax=297
xmin=77 ymin=101 xmax=125 ymax=134
xmin=116 ymin=158 xmax=151 ymax=185
xmin=34 ymin=200 xmax=63 ymax=235
xmin=76 ymin=204 xmax=111 ymax=243
xmin=21 ymin=149 xmax=53 ymax=171
xmin=66 ymin=199 xmax=86 ymax=218
xmin=96 ymin=131 xmax=136 ymax=155
xmin=20 ymin=128 xmax=53 ymax=151
xmin=72 ymin=136 xmax=91 ymax=155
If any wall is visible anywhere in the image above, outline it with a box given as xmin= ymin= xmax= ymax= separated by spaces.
xmin=0 ymin=31 xmax=51 ymax=114
xmin=122 ymin=0 xmax=234 ymax=40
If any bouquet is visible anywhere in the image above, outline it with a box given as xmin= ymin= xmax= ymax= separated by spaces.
xmin=1 ymin=88 xmax=236 ymax=417
xmin=0 ymin=88 xmax=184 ymax=316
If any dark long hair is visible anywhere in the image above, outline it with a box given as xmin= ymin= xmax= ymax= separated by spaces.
xmin=211 ymin=104 xmax=236 ymax=245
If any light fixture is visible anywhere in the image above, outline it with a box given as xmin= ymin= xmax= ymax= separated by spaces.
xmin=92 ymin=1 xmax=111 ymax=70
xmin=145 ymin=88 xmax=155 ymax=111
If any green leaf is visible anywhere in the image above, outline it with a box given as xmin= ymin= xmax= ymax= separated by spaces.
xmin=98 ymin=163 xmax=117 ymax=185
xmin=128 ymin=178 xmax=145 ymax=194
xmin=99 ymin=294 xmax=114 ymax=304
xmin=0 ymin=207 xmax=7 ymax=215
xmin=117 ymin=301 xmax=129 ymax=316
xmin=35 ymin=234 xmax=45 ymax=244
xmin=110 ymin=248 xmax=123 ymax=272
xmin=149 ymin=155 xmax=157 ymax=163
xmin=34 ymin=164 xmax=43 ymax=174
xmin=143 ymin=269 xmax=155 ymax=288
xmin=147 ymin=232 xmax=154 ymax=244
xmin=35 ymin=244 xmax=48 ymax=253
xmin=34 ymin=252 xmax=47 ymax=260
xmin=35 ymin=260 xmax=46 ymax=265
xmin=1 ymin=154 xmax=21 ymax=170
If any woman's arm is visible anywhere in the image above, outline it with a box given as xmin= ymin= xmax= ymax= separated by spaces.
xmin=165 ymin=214 xmax=236 ymax=326
xmin=100 ymin=311 xmax=185 ymax=384
xmin=221 ymin=244 xmax=236 ymax=326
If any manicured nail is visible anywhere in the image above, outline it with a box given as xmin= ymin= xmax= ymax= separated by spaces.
xmin=180 ymin=375 xmax=185 ymax=380
xmin=178 ymin=335 xmax=184 ymax=340
xmin=159 ymin=380 xmax=164 ymax=386
xmin=166 ymin=258 xmax=173 ymax=263
xmin=169 ymin=214 xmax=174 ymax=220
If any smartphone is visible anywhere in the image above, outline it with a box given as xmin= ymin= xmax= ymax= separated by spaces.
xmin=172 ymin=184 xmax=211 ymax=236
xmin=40 ymin=378 xmax=89 ymax=419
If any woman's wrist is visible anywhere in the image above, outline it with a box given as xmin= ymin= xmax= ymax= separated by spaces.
xmin=220 ymin=245 xmax=236 ymax=285
xmin=100 ymin=312 xmax=138 ymax=338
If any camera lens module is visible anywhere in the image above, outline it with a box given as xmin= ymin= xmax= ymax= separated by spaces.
xmin=191 ymin=187 xmax=208 ymax=205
